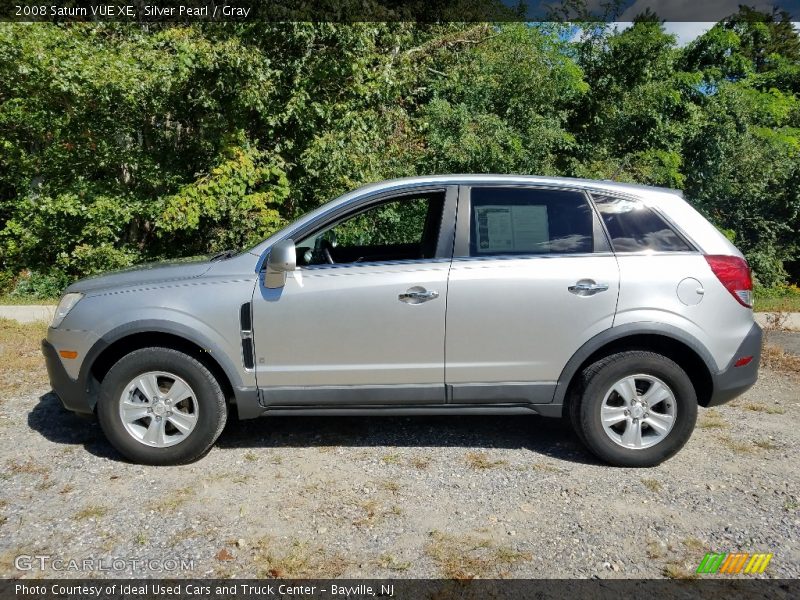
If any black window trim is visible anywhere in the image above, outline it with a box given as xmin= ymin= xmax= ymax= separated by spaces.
xmin=454 ymin=183 xmax=613 ymax=259
xmin=586 ymin=190 xmax=701 ymax=255
xmin=282 ymin=185 xmax=457 ymax=271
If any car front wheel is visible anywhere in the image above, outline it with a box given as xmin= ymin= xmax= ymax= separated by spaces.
xmin=97 ymin=347 xmax=227 ymax=465
xmin=569 ymin=351 xmax=697 ymax=467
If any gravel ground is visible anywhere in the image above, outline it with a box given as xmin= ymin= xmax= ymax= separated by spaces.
xmin=0 ymin=357 xmax=798 ymax=579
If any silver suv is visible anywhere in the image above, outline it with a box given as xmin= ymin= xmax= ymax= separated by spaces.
xmin=42 ymin=175 xmax=761 ymax=467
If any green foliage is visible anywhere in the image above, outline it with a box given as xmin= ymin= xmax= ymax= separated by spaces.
xmin=158 ymin=141 xmax=289 ymax=253
xmin=332 ymin=198 xmax=428 ymax=247
xmin=1 ymin=12 xmax=799 ymax=291
xmin=683 ymin=81 xmax=800 ymax=287
xmin=420 ymin=24 xmax=585 ymax=175
xmin=8 ymin=270 xmax=70 ymax=300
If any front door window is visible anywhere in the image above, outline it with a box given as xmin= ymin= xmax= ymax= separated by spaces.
xmin=296 ymin=193 xmax=445 ymax=266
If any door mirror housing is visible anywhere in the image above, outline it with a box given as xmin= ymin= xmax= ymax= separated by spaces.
xmin=265 ymin=239 xmax=296 ymax=289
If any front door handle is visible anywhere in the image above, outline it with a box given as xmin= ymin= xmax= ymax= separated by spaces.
xmin=399 ymin=287 xmax=439 ymax=304
xmin=568 ymin=280 xmax=609 ymax=296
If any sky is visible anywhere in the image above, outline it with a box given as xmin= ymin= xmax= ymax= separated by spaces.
xmin=540 ymin=0 xmax=800 ymax=45
xmin=599 ymin=0 xmax=797 ymax=22
xmin=610 ymin=22 xmax=800 ymax=46
xmin=661 ymin=22 xmax=715 ymax=46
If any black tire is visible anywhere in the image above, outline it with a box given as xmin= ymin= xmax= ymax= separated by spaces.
xmin=569 ymin=351 xmax=697 ymax=467
xmin=97 ymin=347 xmax=227 ymax=465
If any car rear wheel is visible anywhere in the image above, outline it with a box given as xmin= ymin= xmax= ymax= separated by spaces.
xmin=98 ymin=347 xmax=227 ymax=465
xmin=569 ymin=351 xmax=697 ymax=467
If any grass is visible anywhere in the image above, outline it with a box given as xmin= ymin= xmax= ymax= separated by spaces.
xmin=754 ymin=296 xmax=800 ymax=312
xmin=697 ymin=409 xmax=727 ymax=430
xmin=375 ymin=553 xmax=411 ymax=572
xmin=659 ymin=538 xmax=706 ymax=579
xmin=0 ymin=295 xmax=57 ymax=306
xmin=662 ymin=561 xmax=698 ymax=579
xmin=5 ymin=458 xmax=50 ymax=476
xmin=753 ymin=438 xmax=778 ymax=450
xmin=349 ymin=496 xmax=405 ymax=528
xmin=425 ymin=530 xmax=532 ymax=579
xmin=380 ymin=452 xmax=403 ymax=465
xmin=254 ymin=538 xmax=348 ymax=578
xmin=743 ymin=403 xmax=786 ymax=414
xmin=641 ymin=478 xmax=663 ymax=493
xmin=0 ymin=319 xmax=49 ymax=397
xmin=243 ymin=451 xmax=259 ymax=462
xmin=379 ymin=479 xmax=400 ymax=493
xmin=74 ymin=505 xmax=109 ymax=521
xmin=35 ymin=477 xmax=55 ymax=491
xmin=352 ymin=499 xmax=380 ymax=527
xmin=761 ymin=343 xmax=800 ymax=376
xmin=646 ymin=540 xmax=665 ymax=559
xmin=465 ymin=451 xmax=508 ymax=470
xmin=530 ymin=462 xmax=564 ymax=473
xmin=682 ymin=537 xmax=705 ymax=552
xmin=716 ymin=434 xmax=755 ymax=454
xmin=409 ymin=456 xmax=431 ymax=470
xmin=149 ymin=486 xmax=194 ymax=512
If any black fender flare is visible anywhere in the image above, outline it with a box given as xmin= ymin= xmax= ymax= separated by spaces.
xmin=551 ymin=322 xmax=718 ymax=406
xmin=79 ymin=319 xmax=248 ymax=408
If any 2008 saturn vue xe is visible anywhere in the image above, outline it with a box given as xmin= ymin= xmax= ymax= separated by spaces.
xmin=42 ymin=175 xmax=762 ymax=466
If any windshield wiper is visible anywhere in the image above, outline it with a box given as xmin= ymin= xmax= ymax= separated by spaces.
xmin=209 ymin=249 xmax=236 ymax=262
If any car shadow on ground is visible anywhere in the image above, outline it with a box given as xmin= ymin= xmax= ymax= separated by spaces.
xmin=28 ymin=392 xmax=119 ymax=460
xmin=29 ymin=391 xmax=601 ymax=466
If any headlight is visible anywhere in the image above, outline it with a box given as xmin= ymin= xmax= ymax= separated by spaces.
xmin=51 ymin=293 xmax=83 ymax=328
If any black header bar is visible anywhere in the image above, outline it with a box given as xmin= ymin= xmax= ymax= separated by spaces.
xmin=1 ymin=0 xmax=799 ymax=23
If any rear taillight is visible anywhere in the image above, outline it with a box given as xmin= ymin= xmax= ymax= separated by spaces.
xmin=704 ymin=255 xmax=753 ymax=308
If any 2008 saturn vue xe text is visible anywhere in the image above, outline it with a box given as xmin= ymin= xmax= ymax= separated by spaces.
xmin=42 ymin=175 xmax=762 ymax=467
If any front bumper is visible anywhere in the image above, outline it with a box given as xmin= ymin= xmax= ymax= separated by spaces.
xmin=41 ymin=339 xmax=95 ymax=414
xmin=705 ymin=322 xmax=763 ymax=407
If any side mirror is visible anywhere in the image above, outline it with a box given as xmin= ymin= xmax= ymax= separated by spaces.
xmin=264 ymin=239 xmax=296 ymax=289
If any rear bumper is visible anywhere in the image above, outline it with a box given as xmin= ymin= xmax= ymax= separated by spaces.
xmin=41 ymin=339 xmax=94 ymax=414
xmin=705 ymin=322 xmax=762 ymax=407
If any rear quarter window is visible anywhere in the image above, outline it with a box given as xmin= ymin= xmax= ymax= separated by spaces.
xmin=592 ymin=194 xmax=692 ymax=252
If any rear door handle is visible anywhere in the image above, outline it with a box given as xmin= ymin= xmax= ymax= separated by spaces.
xmin=568 ymin=280 xmax=609 ymax=296
xmin=399 ymin=288 xmax=439 ymax=304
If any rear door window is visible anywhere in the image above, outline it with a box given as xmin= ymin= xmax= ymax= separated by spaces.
xmin=592 ymin=195 xmax=692 ymax=252
xmin=469 ymin=187 xmax=595 ymax=256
